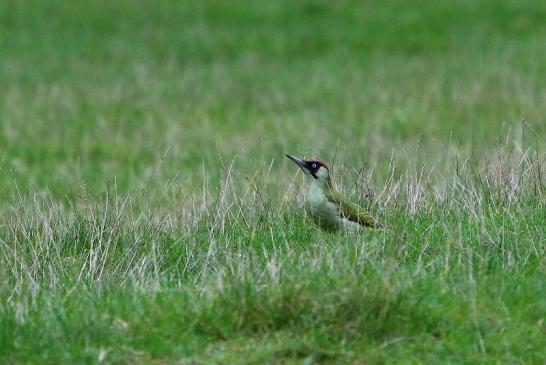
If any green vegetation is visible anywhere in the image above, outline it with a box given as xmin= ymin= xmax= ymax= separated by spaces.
xmin=1 ymin=0 xmax=545 ymax=363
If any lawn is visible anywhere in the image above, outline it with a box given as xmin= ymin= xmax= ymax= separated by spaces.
xmin=0 ymin=0 xmax=545 ymax=364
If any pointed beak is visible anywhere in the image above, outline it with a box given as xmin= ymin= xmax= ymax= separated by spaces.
xmin=286 ymin=154 xmax=308 ymax=172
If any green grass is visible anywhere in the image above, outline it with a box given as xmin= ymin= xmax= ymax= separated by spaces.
xmin=1 ymin=0 xmax=545 ymax=363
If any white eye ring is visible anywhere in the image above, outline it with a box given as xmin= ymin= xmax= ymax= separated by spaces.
xmin=312 ymin=163 xmax=317 ymax=168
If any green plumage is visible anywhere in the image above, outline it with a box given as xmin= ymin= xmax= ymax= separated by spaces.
xmin=325 ymin=189 xmax=382 ymax=228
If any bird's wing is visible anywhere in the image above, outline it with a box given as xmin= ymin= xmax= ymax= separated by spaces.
xmin=326 ymin=189 xmax=382 ymax=228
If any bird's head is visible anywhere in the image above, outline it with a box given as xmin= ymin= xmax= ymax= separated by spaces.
xmin=286 ymin=154 xmax=331 ymax=186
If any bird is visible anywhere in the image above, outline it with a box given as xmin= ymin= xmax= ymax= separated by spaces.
xmin=286 ymin=154 xmax=382 ymax=231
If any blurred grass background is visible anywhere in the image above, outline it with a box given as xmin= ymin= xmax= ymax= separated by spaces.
xmin=0 ymin=1 xmax=545 ymax=364
xmin=1 ymin=0 xmax=545 ymax=200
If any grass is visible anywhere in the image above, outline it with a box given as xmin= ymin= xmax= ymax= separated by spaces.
xmin=1 ymin=0 xmax=545 ymax=363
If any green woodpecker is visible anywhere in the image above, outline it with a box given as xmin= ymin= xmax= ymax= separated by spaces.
xmin=286 ymin=154 xmax=382 ymax=231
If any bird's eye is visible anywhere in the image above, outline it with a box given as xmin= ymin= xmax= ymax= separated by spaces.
xmin=312 ymin=163 xmax=317 ymax=168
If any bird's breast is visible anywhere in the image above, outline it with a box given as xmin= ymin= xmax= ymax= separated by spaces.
xmin=306 ymin=185 xmax=341 ymax=230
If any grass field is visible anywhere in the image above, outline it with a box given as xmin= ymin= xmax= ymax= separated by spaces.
xmin=1 ymin=0 xmax=545 ymax=363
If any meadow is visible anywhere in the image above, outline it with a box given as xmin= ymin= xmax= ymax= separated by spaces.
xmin=1 ymin=0 xmax=545 ymax=363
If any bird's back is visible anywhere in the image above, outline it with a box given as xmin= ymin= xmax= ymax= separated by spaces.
xmin=325 ymin=189 xmax=381 ymax=228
